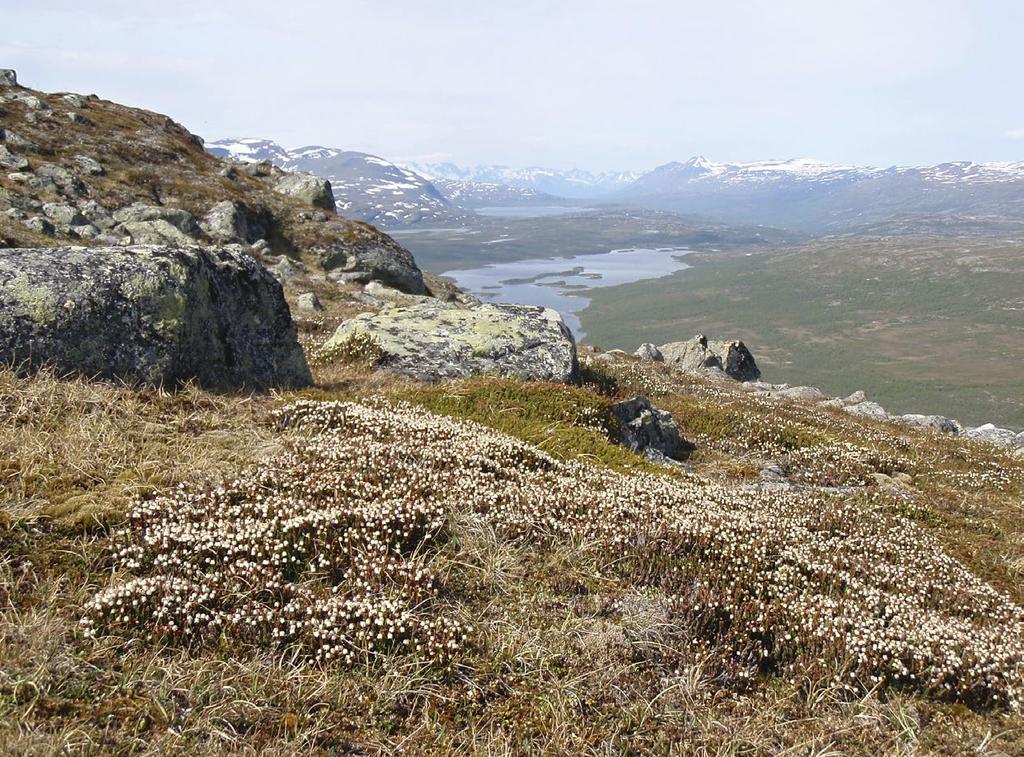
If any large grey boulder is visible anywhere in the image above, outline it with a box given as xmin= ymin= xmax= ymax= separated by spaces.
xmin=275 ymin=172 xmax=335 ymax=212
xmin=0 ymin=70 xmax=16 ymax=87
xmin=323 ymin=301 xmax=578 ymax=383
xmin=659 ymin=334 xmax=760 ymax=381
xmin=0 ymin=245 xmax=311 ymax=390
xmin=611 ymin=396 xmax=683 ymax=460
xmin=320 ymin=229 xmax=426 ymax=294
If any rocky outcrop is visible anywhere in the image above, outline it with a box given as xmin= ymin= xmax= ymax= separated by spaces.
xmin=659 ymin=334 xmax=760 ymax=381
xmin=0 ymin=69 xmax=16 ymax=87
xmin=275 ymin=172 xmax=335 ymax=212
xmin=323 ymin=301 xmax=578 ymax=383
xmin=611 ymin=396 xmax=684 ymax=461
xmin=0 ymin=245 xmax=311 ymax=390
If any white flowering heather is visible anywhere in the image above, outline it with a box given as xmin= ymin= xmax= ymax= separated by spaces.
xmin=86 ymin=399 xmax=1024 ymax=708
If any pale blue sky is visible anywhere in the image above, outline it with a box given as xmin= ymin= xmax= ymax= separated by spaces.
xmin=3 ymin=1 xmax=1023 ymax=171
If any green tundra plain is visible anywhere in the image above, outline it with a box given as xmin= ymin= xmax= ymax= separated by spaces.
xmin=582 ymin=235 xmax=1024 ymax=430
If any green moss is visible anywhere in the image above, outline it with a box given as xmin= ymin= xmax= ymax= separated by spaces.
xmin=394 ymin=377 xmax=662 ymax=475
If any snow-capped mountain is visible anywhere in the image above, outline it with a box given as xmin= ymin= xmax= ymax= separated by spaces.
xmin=206 ymin=139 xmax=465 ymax=228
xmin=429 ymin=178 xmax=566 ymax=208
xmin=406 ymin=163 xmax=641 ymax=199
xmin=621 ymin=156 xmax=1024 ymax=232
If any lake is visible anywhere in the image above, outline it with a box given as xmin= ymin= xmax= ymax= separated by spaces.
xmin=443 ymin=247 xmax=693 ymax=339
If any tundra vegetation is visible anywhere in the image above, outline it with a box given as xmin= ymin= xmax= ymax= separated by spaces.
xmin=3 ymin=325 xmax=1024 ymax=754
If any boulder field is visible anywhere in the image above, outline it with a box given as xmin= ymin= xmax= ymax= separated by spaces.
xmin=0 ymin=245 xmax=311 ymax=390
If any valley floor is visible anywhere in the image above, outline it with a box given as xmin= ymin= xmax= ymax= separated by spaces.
xmin=3 ymin=334 xmax=1024 ymax=753
xmin=582 ymin=235 xmax=1024 ymax=431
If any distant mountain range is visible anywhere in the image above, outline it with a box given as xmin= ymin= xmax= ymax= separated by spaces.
xmin=208 ymin=139 xmax=1024 ymax=234
xmin=619 ymin=156 xmax=1024 ymax=233
xmin=404 ymin=163 xmax=641 ymax=200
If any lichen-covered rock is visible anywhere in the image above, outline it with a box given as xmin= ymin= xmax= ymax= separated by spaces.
xmin=275 ymin=172 xmax=335 ymax=212
xmin=324 ymin=301 xmax=578 ymax=383
xmin=659 ymin=334 xmax=760 ymax=381
xmin=0 ymin=245 xmax=311 ymax=390
xmin=611 ymin=396 xmax=683 ymax=460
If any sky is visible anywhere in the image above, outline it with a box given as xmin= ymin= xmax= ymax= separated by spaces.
xmin=2 ymin=1 xmax=1023 ymax=171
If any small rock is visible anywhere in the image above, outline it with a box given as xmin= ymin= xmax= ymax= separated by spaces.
xmin=759 ymin=463 xmax=787 ymax=480
xmin=42 ymin=202 xmax=87 ymax=227
xmin=71 ymin=224 xmax=100 ymax=239
xmin=843 ymin=401 xmax=889 ymax=420
xmin=202 ymin=200 xmax=251 ymax=243
xmin=10 ymin=93 xmax=49 ymax=111
xmin=112 ymin=204 xmax=202 ymax=236
xmin=296 ymin=292 xmax=323 ymax=312
xmin=23 ymin=216 xmax=55 ymax=235
xmin=1015 ymin=432 xmax=1024 ymax=449
xmin=774 ymin=385 xmax=829 ymax=402
xmin=633 ymin=343 xmax=664 ymax=362
xmin=0 ymin=69 xmax=16 ymax=87
xmin=115 ymin=219 xmax=198 ymax=247
xmin=611 ymin=396 xmax=684 ymax=459
xmin=73 ymin=155 xmax=104 ymax=175
xmin=841 ymin=390 xmax=867 ymax=405
xmin=0 ymin=145 xmax=28 ymax=171
xmin=2 ymin=129 xmax=38 ymax=151
xmin=61 ymin=94 xmax=86 ymax=108
xmin=966 ymin=423 xmax=1017 ymax=447
xmin=67 ymin=112 xmax=90 ymax=125
xmin=271 ymin=256 xmax=306 ymax=283
xmin=899 ymin=414 xmax=963 ymax=435
xmin=274 ymin=172 xmax=336 ymax=212
xmin=242 ymin=160 xmax=274 ymax=178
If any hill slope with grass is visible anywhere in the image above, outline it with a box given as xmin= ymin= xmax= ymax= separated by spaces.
xmin=3 ymin=69 xmax=1024 ymax=754
xmin=4 ymin=340 xmax=1024 ymax=752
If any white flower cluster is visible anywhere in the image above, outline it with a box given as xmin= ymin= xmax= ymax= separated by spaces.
xmin=85 ymin=398 xmax=1024 ymax=708
xmin=82 ymin=403 xmax=468 ymax=665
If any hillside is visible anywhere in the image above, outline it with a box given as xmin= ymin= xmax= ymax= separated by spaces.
xmin=0 ymin=81 xmax=426 ymax=293
xmin=620 ymin=156 xmax=1024 ymax=233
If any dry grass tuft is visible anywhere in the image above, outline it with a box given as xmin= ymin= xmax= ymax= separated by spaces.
xmin=0 ymin=368 xmax=282 ymax=529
